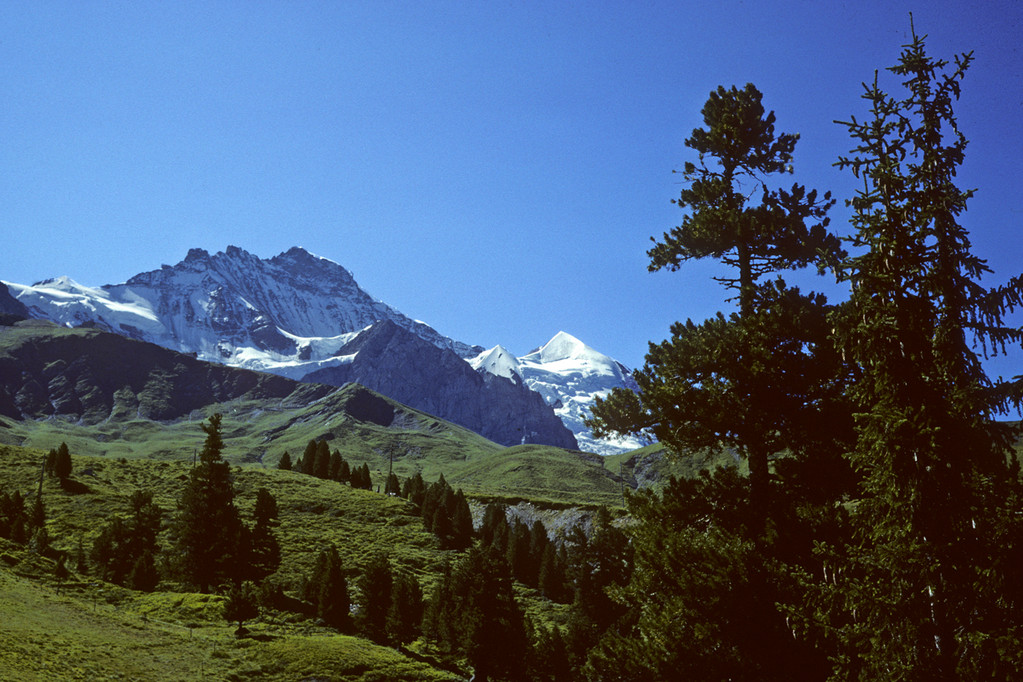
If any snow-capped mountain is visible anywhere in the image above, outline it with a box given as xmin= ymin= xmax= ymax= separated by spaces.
xmin=471 ymin=332 xmax=649 ymax=456
xmin=4 ymin=246 xmax=581 ymax=449
xmin=6 ymin=246 xmax=480 ymax=376
xmin=4 ymin=246 xmax=648 ymax=452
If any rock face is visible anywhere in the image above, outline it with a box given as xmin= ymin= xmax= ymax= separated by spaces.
xmin=304 ymin=320 xmax=578 ymax=449
xmin=0 ymin=324 xmax=332 ymax=424
xmin=3 ymin=246 xmax=579 ymax=449
xmin=0 ymin=283 xmax=29 ymax=324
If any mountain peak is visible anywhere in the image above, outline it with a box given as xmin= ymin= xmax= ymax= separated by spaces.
xmin=469 ymin=345 xmax=523 ymax=383
xmin=533 ymin=331 xmax=592 ymax=364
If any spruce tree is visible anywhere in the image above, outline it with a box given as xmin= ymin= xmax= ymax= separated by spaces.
xmin=223 ymin=580 xmax=259 ymax=635
xmin=357 ymin=554 xmax=393 ymax=644
xmin=815 ymin=25 xmax=1023 ymax=680
xmin=277 ymin=451 xmax=292 ymax=471
xmin=387 ymin=568 xmax=424 ymax=647
xmin=248 ymin=488 xmax=281 ymax=583
xmin=172 ymin=413 xmax=245 ymax=592
xmin=305 ymin=545 xmax=350 ymax=631
xmin=448 ymin=545 xmax=528 ymax=682
xmin=54 ymin=442 xmax=72 ymax=481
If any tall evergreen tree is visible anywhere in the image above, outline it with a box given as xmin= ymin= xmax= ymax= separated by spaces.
xmin=589 ymin=83 xmax=845 ymax=537
xmin=172 ymin=413 xmax=245 ymax=592
xmin=53 ymin=442 xmax=72 ymax=481
xmin=813 ymin=26 xmax=1023 ymax=680
xmin=357 ymin=554 xmax=393 ymax=644
xmin=277 ymin=451 xmax=292 ymax=471
xmin=248 ymin=488 xmax=281 ymax=583
xmin=448 ymin=545 xmax=528 ymax=682
xmin=387 ymin=568 xmax=424 ymax=647
xmin=304 ymin=545 xmax=350 ymax=631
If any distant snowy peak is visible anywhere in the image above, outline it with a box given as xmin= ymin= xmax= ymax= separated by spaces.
xmin=5 ymin=245 xmax=482 ymax=371
xmin=522 ymin=331 xmax=630 ymax=378
xmin=469 ymin=345 xmax=523 ymax=384
xmin=474 ymin=331 xmax=647 ymax=456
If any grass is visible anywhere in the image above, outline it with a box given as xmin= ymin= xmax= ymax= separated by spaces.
xmin=0 ymin=443 xmax=476 ymax=680
xmin=0 ymin=378 xmax=638 ymax=508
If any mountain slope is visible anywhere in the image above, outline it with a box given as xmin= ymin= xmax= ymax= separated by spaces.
xmin=0 ymin=321 xmax=618 ymax=503
xmin=302 ymin=320 xmax=577 ymax=449
xmin=473 ymin=332 xmax=649 ymax=455
xmin=3 ymin=246 xmax=583 ymax=448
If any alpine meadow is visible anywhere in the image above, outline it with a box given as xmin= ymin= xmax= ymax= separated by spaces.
xmin=3 ymin=23 xmax=1023 ymax=682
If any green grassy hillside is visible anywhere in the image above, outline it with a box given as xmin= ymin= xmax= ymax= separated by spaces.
xmin=0 ymin=442 xmax=487 ymax=680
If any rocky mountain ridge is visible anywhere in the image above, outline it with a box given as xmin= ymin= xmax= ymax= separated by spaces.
xmin=4 ymin=246 xmax=642 ymax=452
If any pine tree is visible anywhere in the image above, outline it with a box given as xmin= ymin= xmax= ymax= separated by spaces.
xmin=305 ymin=545 xmax=350 ymax=631
xmin=54 ymin=442 xmax=72 ymax=481
xmin=299 ymin=439 xmax=317 ymax=475
xmin=357 ymin=554 xmax=393 ymax=644
xmin=248 ymin=488 xmax=281 ymax=583
xmin=128 ymin=549 xmax=160 ymax=592
xmin=447 ymin=545 xmax=528 ymax=682
xmin=313 ymin=440 xmax=330 ymax=480
xmin=172 ymin=413 xmax=245 ymax=592
xmin=589 ymin=83 xmax=844 ymax=538
xmin=223 ymin=580 xmax=260 ymax=635
xmin=277 ymin=451 xmax=292 ymax=471
xmin=387 ymin=568 xmax=424 ymax=647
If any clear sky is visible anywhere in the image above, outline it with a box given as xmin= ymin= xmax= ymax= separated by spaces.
xmin=2 ymin=1 xmax=1021 ymax=374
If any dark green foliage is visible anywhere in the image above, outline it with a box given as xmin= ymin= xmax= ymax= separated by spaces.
xmin=585 ymin=472 xmax=829 ymax=681
xmin=387 ymin=568 xmax=424 ymax=647
xmin=92 ymin=490 xmax=163 ymax=589
xmin=564 ymin=507 xmax=633 ymax=664
xmin=223 ymin=580 xmax=260 ymax=633
xmin=54 ymin=442 xmax=72 ymax=481
xmin=357 ymin=554 xmax=393 ymax=644
xmin=425 ymin=545 xmax=528 ymax=682
xmin=298 ymin=439 xmax=317 ymax=475
xmin=128 ymin=549 xmax=160 ymax=592
xmin=277 ymin=450 xmax=292 ymax=471
xmin=415 ymin=475 xmax=473 ymax=550
xmin=808 ymin=26 xmax=1023 ymax=680
xmin=44 ymin=449 xmax=57 ymax=477
xmin=590 ymin=83 xmax=846 ymax=540
xmin=54 ymin=553 xmax=70 ymax=586
xmin=304 ymin=545 xmax=350 ymax=631
xmin=0 ymin=489 xmax=29 ymax=544
xmin=402 ymin=472 xmax=426 ymax=506
xmin=385 ymin=472 xmax=401 ymax=496
xmin=531 ymin=625 xmax=572 ymax=682
xmin=248 ymin=488 xmax=281 ymax=583
xmin=349 ymin=463 xmax=372 ymax=490
xmin=172 ymin=413 xmax=245 ymax=592
xmin=313 ymin=440 xmax=330 ymax=480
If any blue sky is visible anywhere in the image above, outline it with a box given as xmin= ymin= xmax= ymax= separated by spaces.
xmin=2 ymin=1 xmax=1021 ymax=374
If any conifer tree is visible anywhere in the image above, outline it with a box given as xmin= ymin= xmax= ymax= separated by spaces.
xmin=277 ymin=451 xmax=292 ymax=471
xmin=357 ymin=554 xmax=393 ymax=643
xmin=223 ymin=580 xmax=260 ymax=635
xmin=304 ymin=545 xmax=350 ymax=631
xmin=387 ymin=568 xmax=424 ymax=647
xmin=813 ymin=25 xmax=1023 ymax=680
xmin=447 ymin=545 xmax=528 ymax=682
xmin=54 ymin=442 xmax=72 ymax=481
xmin=172 ymin=413 xmax=245 ymax=592
xmin=248 ymin=488 xmax=281 ymax=583
xmin=313 ymin=440 xmax=330 ymax=480
xmin=589 ymin=83 xmax=845 ymax=536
